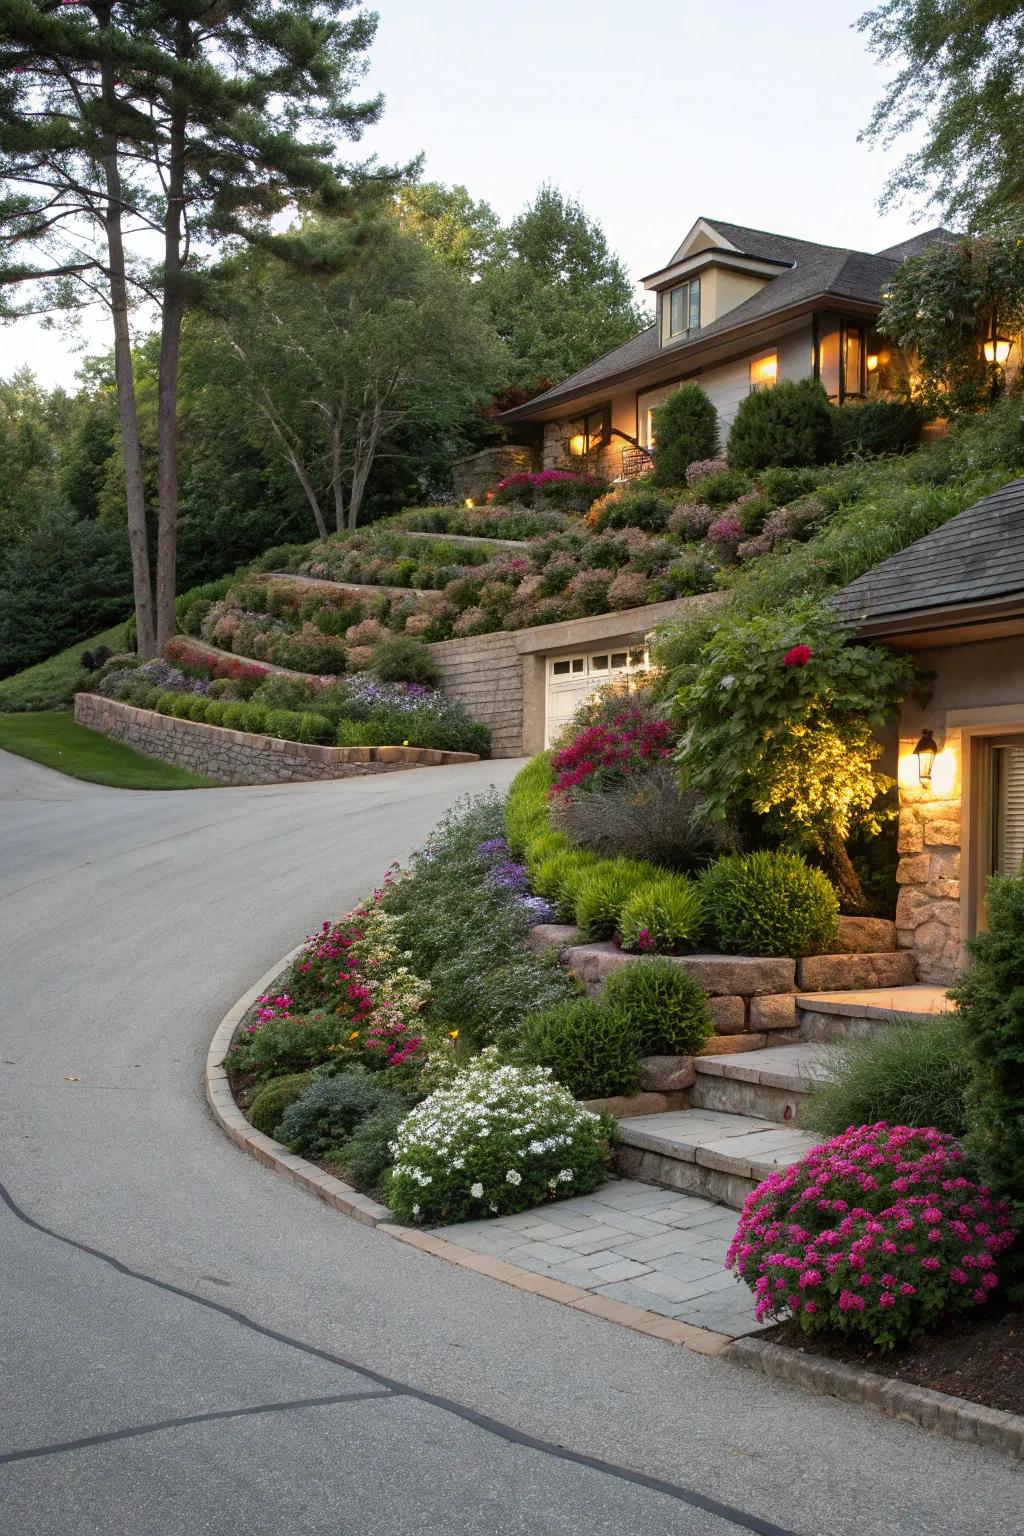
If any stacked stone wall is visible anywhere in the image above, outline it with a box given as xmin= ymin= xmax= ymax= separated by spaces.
xmin=895 ymin=731 xmax=963 ymax=983
xmin=451 ymin=445 xmax=537 ymax=502
xmin=74 ymin=694 xmax=477 ymax=786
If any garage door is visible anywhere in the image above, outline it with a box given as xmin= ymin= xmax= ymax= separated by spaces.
xmin=545 ymin=646 xmax=649 ymax=747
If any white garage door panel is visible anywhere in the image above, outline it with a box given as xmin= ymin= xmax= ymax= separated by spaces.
xmin=545 ymin=648 xmax=650 ymax=747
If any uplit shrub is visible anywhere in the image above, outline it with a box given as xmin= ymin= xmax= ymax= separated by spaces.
xmin=247 ymin=1072 xmax=314 ymax=1137
xmin=651 ymin=383 xmax=719 ymax=487
xmin=700 ymin=851 xmax=839 ymax=956
xmin=512 ymin=998 xmax=640 ymax=1099
xmin=727 ymin=1123 xmax=1015 ymax=1348
xmin=277 ymin=1068 xmax=405 ymax=1160
xmin=727 ymin=379 xmax=837 ymax=469
xmin=618 ymin=874 xmax=705 ymax=954
xmin=386 ymin=1055 xmax=611 ymax=1224
xmin=573 ymin=858 xmax=659 ymax=940
xmin=601 ymin=957 xmax=713 ymax=1055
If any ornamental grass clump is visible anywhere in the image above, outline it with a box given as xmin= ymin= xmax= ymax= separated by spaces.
xmin=573 ymin=858 xmax=660 ymax=940
xmin=504 ymin=752 xmax=554 ymax=855
xmin=699 ymin=850 xmax=839 ymax=957
xmin=600 ymin=958 xmax=713 ymax=1056
xmin=804 ymin=1014 xmax=971 ymax=1141
xmin=387 ymin=1055 xmax=611 ymax=1225
xmin=510 ymin=998 xmax=640 ymax=1099
xmin=617 ymin=874 xmax=705 ymax=954
xmin=531 ymin=849 xmax=600 ymax=922
xmin=727 ymin=1123 xmax=1015 ymax=1349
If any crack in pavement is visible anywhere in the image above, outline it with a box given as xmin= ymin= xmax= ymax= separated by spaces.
xmin=0 ymin=1179 xmax=797 ymax=1536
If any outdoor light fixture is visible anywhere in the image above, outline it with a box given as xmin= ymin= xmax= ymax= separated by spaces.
xmin=984 ymin=336 xmax=1012 ymax=365
xmin=464 ymin=497 xmax=475 ymax=508
xmin=568 ymin=432 xmax=587 ymax=456
xmin=914 ymin=728 xmax=938 ymax=784
xmin=866 ymin=354 xmax=879 ymax=373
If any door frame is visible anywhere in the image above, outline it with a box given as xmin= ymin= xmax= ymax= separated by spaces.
xmin=949 ymin=705 xmax=1024 ymax=950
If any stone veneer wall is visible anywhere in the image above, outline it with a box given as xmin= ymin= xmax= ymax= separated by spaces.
xmin=74 ymin=694 xmax=477 ymax=786
xmin=895 ymin=726 xmax=963 ymax=985
xmin=426 ymin=631 xmax=524 ymax=758
xmin=541 ymin=420 xmax=622 ymax=481
xmin=451 ymin=445 xmax=537 ymax=502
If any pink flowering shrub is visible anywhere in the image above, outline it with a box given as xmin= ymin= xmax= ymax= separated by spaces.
xmin=727 ymin=1123 xmax=1015 ymax=1349
xmin=707 ymin=513 xmax=744 ymax=552
xmin=685 ymin=457 xmax=728 ymax=488
xmin=550 ymin=703 xmax=673 ymax=796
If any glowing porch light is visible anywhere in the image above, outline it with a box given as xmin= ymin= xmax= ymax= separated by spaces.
xmin=984 ymin=336 xmax=1012 ymax=365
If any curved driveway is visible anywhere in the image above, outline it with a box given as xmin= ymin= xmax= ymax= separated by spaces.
xmin=1 ymin=750 xmax=1021 ymax=1535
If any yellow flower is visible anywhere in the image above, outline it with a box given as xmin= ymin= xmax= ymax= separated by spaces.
xmin=448 ymin=1029 xmax=460 ymax=1040
xmin=348 ymin=1030 xmax=360 ymax=1042
xmin=403 ymin=739 xmax=410 ymax=746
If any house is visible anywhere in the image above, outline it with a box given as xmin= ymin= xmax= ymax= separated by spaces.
xmin=498 ymin=216 xmax=956 ymax=476
xmin=833 ymin=477 xmax=1024 ymax=984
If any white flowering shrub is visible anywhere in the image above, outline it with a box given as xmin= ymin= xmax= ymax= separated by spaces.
xmin=386 ymin=1052 xmax=612 ymax=1225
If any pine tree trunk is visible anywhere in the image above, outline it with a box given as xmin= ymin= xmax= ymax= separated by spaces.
xmin=155 ymin=89 xmax=187 ymax=652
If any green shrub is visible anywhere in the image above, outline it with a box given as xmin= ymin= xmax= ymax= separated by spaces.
xmin=222 ymin=702 xmax=247 ymax=730
xmin=699 ymin=466 xmax=753 ymax=506
xmin=601 ymin=958 xmax=713 ymax=1055
xmin=531 ymin=849 xmax=600 ymax=921
xmin=618 ymin=875 xmax=705 ymax=953
xmin=296 ymin=711 xmax=333 ymax=744
xmin=372 ymin=634 xmax=441 ymax=687
xmin=728 ymin=380 xmax=837 ymax=470
xmin=833 ymin=399 xmax=924 ymax=459
xmin=227 ymin=1011 xmax=345 ymax=1079
xmin=651 ymin=384 xmax=719 ymax=486
xmin=758 ymin=466 xmax=820 ymax=504
xmin=804 ymin=1014 xmax=971 ymax=1141
xmin=505 ymin=752 xmax=554 ymax=855
xmin=187 ymin=696 xmax=209 ymax=721
xmin=573 ymin=858 xmax=658 ymax=940
xmin=247 ymin=1072 xmax=314 ymax=1137
xmin=262 ymin=708 xmax=304 ymax=741
xmin=699 ymin=851 xmax=839 ymax=956
xmin=203 ymin=699 xmax=228 ymax=727
xmin=335 ymin=720 xmax=375 ymax=747
xmin=242 ymin=703 xmax=267 ymax=734
xmin=523 ymin=827 xmax=570 ymax=870
xmin=950 ymin=874 xmax=1024 ymax=1283
xmin=512 ymin=997 xmax=639 ymax=1099
xmin=339 ymin=1102 xmax=408 ymax=1193
xmin=591 ymin=484 xmax=675 ymax=532
xmin=277 ymin=1068 xmax=405 ymax=1160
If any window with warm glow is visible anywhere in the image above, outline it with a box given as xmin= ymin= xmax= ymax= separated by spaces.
xmin=749 ymin=352 xmax=778 ymax=389
xmin=566 ymin=405 xmax=609 ymax=456
xmin=666 ymin=279 xmax=701 ymax=339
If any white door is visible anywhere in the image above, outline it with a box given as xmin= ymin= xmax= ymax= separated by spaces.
xmin=545 ymin=647 xmax=649 ymax=747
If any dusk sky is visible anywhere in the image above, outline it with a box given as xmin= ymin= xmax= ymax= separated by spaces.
xmin=2 ymin=0 xmax=927 ymax=386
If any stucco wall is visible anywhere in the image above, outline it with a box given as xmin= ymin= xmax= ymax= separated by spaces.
xmin=75 ymin=694 xmax=477 ymax=786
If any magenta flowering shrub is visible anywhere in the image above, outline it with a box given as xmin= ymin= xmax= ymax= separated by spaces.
xmin=727 ymin=1123 xmax=1015 ymax=1348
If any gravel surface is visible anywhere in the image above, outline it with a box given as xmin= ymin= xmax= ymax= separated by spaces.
xmin=2 ymin=750 xmax=1022 ymax=1535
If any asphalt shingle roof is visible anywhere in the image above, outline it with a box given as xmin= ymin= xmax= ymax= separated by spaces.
xmin=832 ymin=477 xmax=1024 ymax=627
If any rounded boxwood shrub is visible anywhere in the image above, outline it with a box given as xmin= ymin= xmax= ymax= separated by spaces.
xmin=203 ymin=699 xmax=228 ymax=727
xmin=651 ymin=383 xmax=719 ymax=487
xmin=728 ymin=1124 xmax=1015 ymax=1349
xmin=699 ymin=851 xmax=839 ymax=957
xmin=601 ymin=958 xmax=713 ymax=1056
xmin=296 ymin=710 xmax=333 ymax=744
xmin=222 ymin=702 xmax=247 ymax=730
xmin=618 ymin=875 xmax=704 ymax=954
xmin=277 ymin=1068 xmax=405 ymax=1160
xmin=386 ymin=1056 xmax=611 ymax=1225
xmin=512 ymin=997 xmax=639 ymax=1099
xmin=573 ymin=858 xmax=659 ymax=940
xmin=727 ymin=379 xmax=837 ymax=470
xmin=242 ymin=703 xmax=267 ymax=734
xmin=372 ymin=634 xmax=441 ymax=687
xmin=248 ymin=1072 xmax=314 ymax=1137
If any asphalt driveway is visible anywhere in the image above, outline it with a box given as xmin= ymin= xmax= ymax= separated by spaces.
xmin=1 ymin=750 xmax=1021 ymax=1535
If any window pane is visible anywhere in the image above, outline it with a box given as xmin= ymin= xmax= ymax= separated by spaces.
xmin=611 ymin=652 xmax=628 ymax=668
xmin=592 ymin=655 xmax=608 ymax=670
xmin=670 ymin=288 xmax=685 ymax=335
xmin=552 ymin=660 xmax=570 ymax=676
xmin=689 ymin=278 xmax=700 ymax=330
xmin=992 ymin=745 xmax=1024 ymax=877
xmin=571 ymin=658 xmax=584 ymax=673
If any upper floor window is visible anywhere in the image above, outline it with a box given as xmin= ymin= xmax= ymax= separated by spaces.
xmin=666 ymin=278 xmax=701 ymax=340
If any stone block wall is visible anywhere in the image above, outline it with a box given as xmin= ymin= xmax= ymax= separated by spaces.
xmin=451 ymin=445 xmax=537 ymax=502
xmin=74 ymin=694 xmax=477 ymax=786
xmin=895 ymin=729 xmax=963 ymax=984
xmin=541 ymin=421 xmax=622 ymax=481
xmin=426 ymin=630 xmax=524 ymax=758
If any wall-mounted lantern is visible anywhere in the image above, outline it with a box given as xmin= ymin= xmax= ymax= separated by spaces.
xmin=983 ymin=336 xmax=1012 ymax=366
xmin=866 ymin=353 xmax=879 ymax=373
xmin=914 ymin=728 xmax=938 ymax=784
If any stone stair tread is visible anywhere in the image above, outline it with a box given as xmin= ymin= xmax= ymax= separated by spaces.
xmin=617 ymin=1108 xmax=819 ymax=1180
xmin=694 ymin=1042 xmax=833 ymax=1093
xmin=796 ymin=984 xmax=953 ymax=1020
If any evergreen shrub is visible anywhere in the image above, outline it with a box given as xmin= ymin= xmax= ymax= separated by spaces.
xmin=651 ymin=384 xmax=719 ymax=487
xmin=600 ymin=958 xmax=713 ymax=1055
xmin=728 ymin=380 xmax=837 ymax=469
xmin=700 ymin=851 xmax=839 ymax=956
xmin=248 ymin=1072 xmax=314 ymax=1137
xmin=277 ymin=1069 xmax=405 ymax=1160
xmin=513 ymin=997 xmax=639 ymax=1098
xmin=618 ymin=874 xmax=705 ymax=953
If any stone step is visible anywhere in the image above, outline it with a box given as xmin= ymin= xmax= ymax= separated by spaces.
xmin=691 ymin=1043 xmax=832 ymax=1127
xmin=795 ymin=950 xmax=916 ymax=991
xmin=614 ymin=1108 xmax=820 ymax=1210
xmin=795 ymin=984 xmax=954 ymax=1042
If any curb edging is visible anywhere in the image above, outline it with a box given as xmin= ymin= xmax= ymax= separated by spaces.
xmin=727 ymin=1336 xmax=1024 ymax=1459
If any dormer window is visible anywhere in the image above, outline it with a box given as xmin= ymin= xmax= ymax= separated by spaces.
xmin=665 ymin=278 xmax=701 ymax=340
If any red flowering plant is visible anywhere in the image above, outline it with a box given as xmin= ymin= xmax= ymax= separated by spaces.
xmin=550 ymin=700 xmax=673 ymax=797
xmin=491 ymin=469 xmax=603 ymax=510
xmin=165 ymin=634 xmax=269 ymax=685
xmin=727 ymin=1123 xmax=1015 ymax=1349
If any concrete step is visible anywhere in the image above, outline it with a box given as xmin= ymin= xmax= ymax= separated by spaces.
xmin=795 ymin=985 xmax=954 ymax=1042
xmin=690 ymin=1043 xmax=832 ymax=1127
xmin=614 ymin=1108 xmax=821 ymax=1210
xmin=795 ymin=950 xmax=916 ymax=991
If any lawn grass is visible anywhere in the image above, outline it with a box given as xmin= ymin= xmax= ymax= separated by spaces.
xmin=0 ymin=622 xmax=129 ymax=713
xmin=0 ymin=711 xmax=216 ymax=790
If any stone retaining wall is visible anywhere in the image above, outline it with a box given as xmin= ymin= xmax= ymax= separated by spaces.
xmin=896 ymin=733 xmax=963 ymax=984
xmin=426 ymin=630 xmax=525 ymax=758
xmin=74 ymin=694 xmax=477 ymax=786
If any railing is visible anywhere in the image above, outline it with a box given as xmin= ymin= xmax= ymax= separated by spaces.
xmin=619 ymin=446 xmax=654 ymax=481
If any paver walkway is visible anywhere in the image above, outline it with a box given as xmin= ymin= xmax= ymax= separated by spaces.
xmin=435 ymin=1180 xmax=769 ymax=1339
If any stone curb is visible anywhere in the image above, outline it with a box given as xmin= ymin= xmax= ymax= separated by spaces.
xmin=204 ymin=953 xmax=735 ymax=1361
xmin=727 ymin=1336 xmax=1024 ymax=1459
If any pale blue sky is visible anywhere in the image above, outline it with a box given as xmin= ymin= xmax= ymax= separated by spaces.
xmin=2 ymin=0 xmax=925 ymax=387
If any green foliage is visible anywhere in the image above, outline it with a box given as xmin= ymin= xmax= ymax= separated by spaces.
xmin=833 ymin=399 xmax=924 ymax=458
xmin=600 ymin=958 xmax=713 ymax=1055
xmin=512 ymin=998 xmax=639 ymax=1099
xmin=651 ymin=384 xmax=719 ymax=486
xmin=617 ymin=875 xmax=705 ymax=954
xmin=247 ymin=1073 xmax=314 ymax=1138
xmin=728 ymin=381 xmax=837 ymax=469
xmin=700 ymin=851 xmax=839 ymax=957
xmin=532 ymin=850 xmax=600 ymax=922
xmin=504 ymin=752 xmax=554 ymax=855
xmin=277 ymin=1069 xmax=405 ymax=1160
xmin=227 ymin=1012 xmax=345 ymax=1081
xmin=950 ymin=874 xmax=1024 ymax=1276
xmin=0 ymin=621 xmax=128 ymax=712
xmin=589 ymin=484 xmax=675 ymax=532
xmin=573 ymin=857 xmax=658 ymax=940
xmin=372 ymin=634 xmax=441 ymax=687
xmin=700 ymin=467 xmax=754 ymax=506
xmin=552 ymin=760 xmax=739 ymax=872
xmin=804 ymin=1015 xmax=971 ymax=1141
xmin=0 ymin=710 xmax=213 ymax=790
xmin=338 ymin=1102 xmax=409 ymax=1193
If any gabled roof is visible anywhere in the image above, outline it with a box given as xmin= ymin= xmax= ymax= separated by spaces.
xmin=500 ymin=217 xmax=958 ymax=424
xmin=833 ymin=477 xmax=1024 ymax=634
xmin=874 ymin=227 xmax=961 ymax=261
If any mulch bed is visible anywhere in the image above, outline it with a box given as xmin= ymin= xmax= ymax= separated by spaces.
xmin=764 ymin=1307 xmax=1024 ymax=1415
